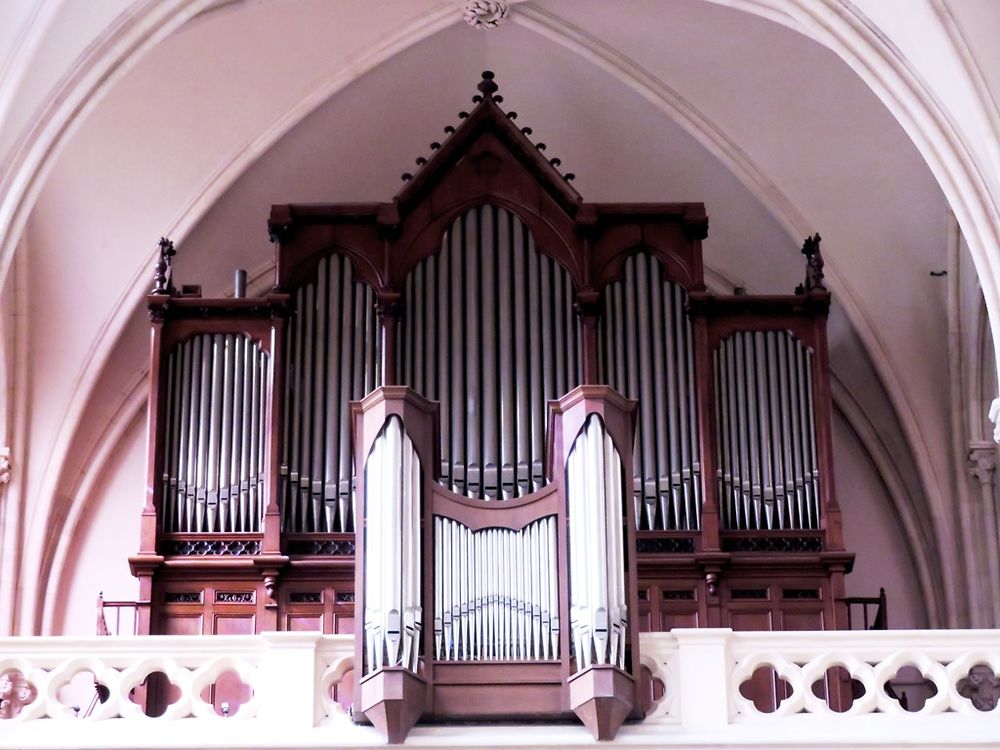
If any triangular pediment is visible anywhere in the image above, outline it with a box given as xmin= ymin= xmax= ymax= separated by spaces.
xmin=393 ymin=71 xmax=583 ymax=220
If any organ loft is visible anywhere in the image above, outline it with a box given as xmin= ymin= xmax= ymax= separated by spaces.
xmin=129 ymin=72 xmax=859 ymax=740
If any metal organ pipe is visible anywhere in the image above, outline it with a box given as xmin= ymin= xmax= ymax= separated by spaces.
xmin=399 ymin=205 xmax=580 ymax=501
xmin=599 ymin=252 xmax=701 ymax=531
xmin=160 ymin=333 xmax=269 ymax=533
xmin=280 ymin=254 xmax=380 ymax=533
xmin=713 ymin=330 xmax=821 ymax=530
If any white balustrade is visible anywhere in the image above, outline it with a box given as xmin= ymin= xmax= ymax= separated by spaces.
xmin=0 ymin=630 xmax=998 ymax=748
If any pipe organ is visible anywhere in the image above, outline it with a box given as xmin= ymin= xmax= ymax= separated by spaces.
xmin=133 ymin=72 xmax=853 ymax=740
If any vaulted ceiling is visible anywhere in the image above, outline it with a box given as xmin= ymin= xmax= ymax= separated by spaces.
xmin=2 ymin=0 xmax=999 ymax=634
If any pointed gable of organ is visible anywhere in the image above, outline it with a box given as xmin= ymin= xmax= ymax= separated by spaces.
xmin=132 ymin=72 xmax=852 ymax=740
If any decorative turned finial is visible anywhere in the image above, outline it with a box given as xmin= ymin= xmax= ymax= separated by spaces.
xmin=152 ymin=237 xmax=176 ymax=294
xmin=464 ymin=1 xmax=509 ymax=30
xmin=477 ymin=70 xmax=499 ymax=100
xmin=796 ymin=232 xmax=825 ymax=293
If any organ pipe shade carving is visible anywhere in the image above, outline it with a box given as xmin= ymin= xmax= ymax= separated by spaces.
xmin=433 ymin=516 xmax=559 ymax=662
xmin=399 ymin=204 xmax=581 ymax=500
xmin=598 ymin=252 xmax=701 ymax=531
xmin=566 ymin=414 xmax=627 ymax=673
xmin=363 ymin=416 xmax=422 ymax=675
xmin=161 ymin=334 xmax=269 ymax=533
xmin=281 ymin=254 xmax=380 ymax=533
xmin=713 ymin=330 xmax=820 ymax=530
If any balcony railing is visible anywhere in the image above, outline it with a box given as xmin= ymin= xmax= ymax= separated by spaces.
xmin=0 ymin=630 xmax=997 ymax=747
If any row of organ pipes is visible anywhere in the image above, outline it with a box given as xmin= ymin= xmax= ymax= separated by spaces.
xmin=566 ymin=414 xmax=628 ymax=671
xmin=600 ymin=252 xmax=701 ymax=531
xmin=433 ymin=516 xmax=559 ymax=662
xmin=281 ymin=254 xmax=379 ymax=533
xmin=156 ymin=234 xmax=823 ymax=539
xmin=714 ymin=331 xmax=821 ymax=530
xmin=399 ymin=205 xmax=580 ymax=501
xmin=363 ymin=417 xmax=423 ymax=674
xmin=160 ymin=333 xmax=269 ymax=533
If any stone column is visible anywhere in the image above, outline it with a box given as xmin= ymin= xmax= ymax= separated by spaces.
xmin=968 ymin=443 xmax=1000 ymax=625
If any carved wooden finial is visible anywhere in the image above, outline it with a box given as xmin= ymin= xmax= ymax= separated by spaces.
xmin=477 ymin=70 xmax=499 ymax=99
xmin=796 ymin=232 xmax=825 ymax=293
xmin=152 ymin=237 xmax=176 ymax=294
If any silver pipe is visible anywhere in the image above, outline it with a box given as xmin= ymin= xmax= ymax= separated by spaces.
xmin=234 ymin=268 xmax=247 ymax=299
xmin=449 ymin=224 xmax=465 ymax=495
xmin=743 ymin=333 xmax=761 ymax=530
xmin=793 ymin=339 xmax=812 ymax=527
xmin=337 ymin=264 xmax=355 ymax=530
xmin=227 ymin=336 xmax=242 ymax=532
xmin=765 ymin=333 xmax=784 ymax=528
xmin=498 ymin=212 xmax=516 ymax=500
xmin=288 ymin=287 xmax=304 ymax=531
xmin=323 ymin=257 xmax=341 ymax=531
xmin=237 ymin=336 xmax=251 ymax=532
xmin=685 ymin=289 xmax=701 ymax=528
xmin=804 ymin=350 xmax=820 ymax=527
xmin=713 ymin=346 xmax=728 ymax=529
xmin=198 ymin=335 xmax=219 ymax=531
xmin=513 ymin=221 xmax=530 ymax=493
xmin=464 ymin=213 xmax=481 ymax=498
xmin=775 ymin=334 xmax=795 ymax=529
xmin=437 ymin=238 xmax=452 ymax=486
xmin=172 ymin=341 xmax=190 ymax=532
xmin=635 ymin=255 xmax=658 ymax=521
xmin=162 ymin=349 xmax=177 ymax=531
xmin=528 ymin=234 xmax=544 ymax=493
xmin=312 ymin=259 xmax=329 ymax=532
xmin=481 ymin=208 xmax=498 ymax=499
xmin=648 ymin=261 xmax=669 ymax=529
xmin=218 ymin=335 xmax=234 ymax=532
xmin=248 ymin=341 xmax=262 ymax=530
xmin=301 ymin=283 xmax=316 ymax=531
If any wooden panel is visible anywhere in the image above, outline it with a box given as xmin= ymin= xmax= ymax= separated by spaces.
xmin=729 ymin=610 xmax=773 ymax=631
xmin=213 ymin=614 xmax=255 ymax=635
xmin=781 ymin=610 xmax=824 ymax=631
xmin=334 ymin=614 xmax=354 ymax=634
xmin=161 ymin=614 xmax=202 ymax=635
xmin=662 ymin=611 xmax=698 ymax=629
xmin=287 ymin=614 xmax=323 ymax=632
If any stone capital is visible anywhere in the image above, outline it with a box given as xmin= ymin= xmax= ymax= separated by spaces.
xmin=968 ymin=442 xmax=998 ymax=486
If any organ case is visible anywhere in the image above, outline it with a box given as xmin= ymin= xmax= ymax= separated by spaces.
xmin=132 ymin=71 xmax=853 ymax=738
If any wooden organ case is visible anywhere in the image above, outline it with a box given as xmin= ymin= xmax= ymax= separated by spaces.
xmin=131 ymin=72 xmax=853 ymax=739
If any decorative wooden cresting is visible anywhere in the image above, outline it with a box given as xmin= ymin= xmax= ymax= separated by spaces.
xmin=133 ymin=71 xmax=852 ymax=737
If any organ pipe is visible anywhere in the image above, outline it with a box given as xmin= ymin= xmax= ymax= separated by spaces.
xmin=363 ymin=416 xmax=422 ymax=674
xmin=599 ymin=252 xmax=701 ymax=531
xmin=713 ymin=330 xmax=821 ymax=530
xmin=399 ymin=205 xmax=580 ymax=501
xmin=566 ymin=414 xmax=627 ymax=672
xmin=160 ymin=334 xmax=269 ymax=533
xmin=281 ymin=254 xmax=380 ymax=533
